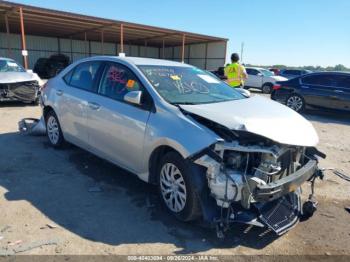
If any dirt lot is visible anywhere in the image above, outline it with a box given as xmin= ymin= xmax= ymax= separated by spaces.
xmin=0 ymin=94 xmax=349 ymax=256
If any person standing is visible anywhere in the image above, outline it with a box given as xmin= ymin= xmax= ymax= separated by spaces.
xmin=224 ymin=53 xmax=247 ymax=88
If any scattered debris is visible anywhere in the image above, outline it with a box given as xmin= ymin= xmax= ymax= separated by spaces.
xmin=0 ymin=225 xmax=11 ymax=233
xmin=0 ymin=236 xmax=4 ymax=241
xmin=88 ymin=185 xmax=102 ymax=192
xmin=8 ymin=240 xmax=23 ymax=246
xmin=333 ymin=170 xmax=350 ymax=182
xmin=345 ymin=207 xmax=350 ymax=214
xmin=54 ymin=245 xmax=63 ymax=254
xmin=12 ymin=239 xmax=59 ymax=254
xmin=320 ymin=213 xmax=336 ymax=219
xmin=40 ymin=223 xmax=59 ymax=230
xmin=18 ymin=117 xmax=46 ymax=136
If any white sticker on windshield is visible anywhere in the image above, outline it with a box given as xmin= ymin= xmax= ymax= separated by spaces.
xmin=197 ymin=74 xmax=220 ymax=84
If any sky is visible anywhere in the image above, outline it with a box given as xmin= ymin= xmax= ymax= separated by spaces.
xmin=10 ymin=0 xmax=350 ymax=67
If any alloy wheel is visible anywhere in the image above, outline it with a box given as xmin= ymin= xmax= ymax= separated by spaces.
xmin=287 ymin=95 xmax=304 ymax=112
xmin=47 ymin=115 xmax=60 ymax=145
xmin=160 ymin=163 xmax=187 ymax=212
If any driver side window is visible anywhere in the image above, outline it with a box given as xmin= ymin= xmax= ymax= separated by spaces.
xmin=98 ymin=63 xmax=142 ymax=102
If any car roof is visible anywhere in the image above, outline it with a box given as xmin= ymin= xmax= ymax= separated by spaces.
xmin=87 ymin=56 xmax=193 ymax=67
xmin=0 ymin=57 xmax=15 ymax=62
xmin=245 ymin=67 xmax=266 ymax=70
xmin=303 ymin=71 xmax=350 ymax=76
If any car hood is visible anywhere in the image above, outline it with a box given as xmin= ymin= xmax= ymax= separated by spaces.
xmin=180 ymin=96 xmax=319 ymax=147
xmin=0 ymin=72 xmax=39 ymax=84
xmin=270 ymin=75 xmax=288 ymax=81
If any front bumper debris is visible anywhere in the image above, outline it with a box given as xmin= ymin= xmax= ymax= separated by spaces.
xmin=254 ymin=159 xmax=317 ymax=202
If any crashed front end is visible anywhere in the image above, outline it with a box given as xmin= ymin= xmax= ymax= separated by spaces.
xmin=0 ymin=80 xmax=39 ymax=103
xmin=192 ymin=133 xmax=324 ymax=236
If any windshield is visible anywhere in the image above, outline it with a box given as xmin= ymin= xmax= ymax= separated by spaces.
xmin=260 ymin=69 xmax=275 ymax=77
xmin=0 ymin=60 xmax=26 ymax=73
xmin=138 ymin=65 xmax=244 ymax=105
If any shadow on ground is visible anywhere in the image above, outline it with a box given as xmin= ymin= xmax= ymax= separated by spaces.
xmin=0 ymin=132 xmax=280 ymax=253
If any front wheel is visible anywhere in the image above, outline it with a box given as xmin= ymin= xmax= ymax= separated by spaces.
xmin=158 ymin=152 xmax=201 ymax=221
xmin=286 ymin=94 xmax=305 ymax=113
xmin=45 ymin=110 xmax=65 ymax=148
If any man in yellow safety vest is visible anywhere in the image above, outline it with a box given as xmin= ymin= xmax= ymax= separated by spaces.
xmin=224 ymin=53 xmax=247 ymax=88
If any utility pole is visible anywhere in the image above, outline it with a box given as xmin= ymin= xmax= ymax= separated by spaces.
xmin=240 ymin=42 xmax=244 ymax=64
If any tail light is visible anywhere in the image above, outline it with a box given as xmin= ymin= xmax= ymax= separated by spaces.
xmin=273 ymin=84 xmax=281 ymax=90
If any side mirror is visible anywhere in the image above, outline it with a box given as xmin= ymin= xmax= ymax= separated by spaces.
xmin=236 ymin=88 xmax=251 ymax=98
xmin=257 ymin=73 xmax=263 ymax=77
xmin=124 ymin=90 xmax=142 ymax=105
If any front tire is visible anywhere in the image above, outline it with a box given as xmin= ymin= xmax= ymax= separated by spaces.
xmin=286 ymin=94 xmax=305 ymax=113
xmin=158 ymin=152 xmax=201 ymax=222
xmin=45 ymin=110 xmax=65 ymax=148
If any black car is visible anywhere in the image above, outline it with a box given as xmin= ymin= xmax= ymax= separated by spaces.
xmin=209 ymin=67 xmax=227 ymax=80
xmin=34 ymin=54 xmax=70 ymax=79
xmin=279 ymin=69 xmax=312 ymax=79
xmin=271 ymin=72 xmax=350 ymax=113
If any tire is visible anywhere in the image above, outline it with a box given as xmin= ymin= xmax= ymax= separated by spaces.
xmin=158 ymin=151 xmax=202 ymax=222
xmin=45 ymin=110 xmax=65 ymax=148
xmin=262 ymin=83 xmax=272 ymax=94
xmin=286 ymin=94 xmax=305 ymax=113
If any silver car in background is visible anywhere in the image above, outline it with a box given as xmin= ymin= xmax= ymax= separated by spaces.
xmin=41 ymin=56 xmax=325 ymax=237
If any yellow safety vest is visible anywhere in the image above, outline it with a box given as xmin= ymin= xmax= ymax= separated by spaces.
xmin=224 ymin=63 xmax=244 ymax=87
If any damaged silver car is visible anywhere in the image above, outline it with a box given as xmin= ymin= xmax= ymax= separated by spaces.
xmin=41 ymin=57 xmax=325 ymax=237
xmin=0 ymin=57 xmax=42 ymax=104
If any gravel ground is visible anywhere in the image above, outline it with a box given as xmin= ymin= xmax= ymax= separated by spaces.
xmin=0 ymin=94 xmax=349 ymax=256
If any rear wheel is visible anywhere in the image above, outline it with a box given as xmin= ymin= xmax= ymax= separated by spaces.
xmin=262 ymin=83 xmax=272 ymax=94
xmin=45 ymin=110 xmax=65 ymax=148
xmin=286 ymin=94 xmax=305 ymax=113
xmin=158 ymin=152 xmax=201 ymax=221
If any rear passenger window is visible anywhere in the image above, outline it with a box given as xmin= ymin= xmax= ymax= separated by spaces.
xmin=69 ymin=61 xmax=102 ymax=91
xmin=302 ymin=75 xmax=336 ymax=87
xmin=335 ymin=75 xmax=350 ymax=89
xmin=98 ymin=63 xmax=142 ymax=102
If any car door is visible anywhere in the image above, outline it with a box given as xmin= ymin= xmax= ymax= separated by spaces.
xmin=57 ymin=61 xmax=103 ymax=148
xmin=299 ymin=74 xmax=339 ymax=109
xmin=333 ymin=74 xmax=350 ymax=111
xmin=86 ymin=62 xmax=152 ymax=173
xmin=246 ymin=68 xmax=263 ymax=88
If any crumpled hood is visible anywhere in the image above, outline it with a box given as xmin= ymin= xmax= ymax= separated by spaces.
xmin=180 ymin=96 xmax=319 ymax=147
xmin=0 ymin=72 xmax=39 ymax=84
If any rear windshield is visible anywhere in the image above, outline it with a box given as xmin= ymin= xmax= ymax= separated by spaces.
xmin=138 ymin=65 xmax=244 ymax=105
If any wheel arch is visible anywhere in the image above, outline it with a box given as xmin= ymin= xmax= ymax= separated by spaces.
xmin=148 ymin=145 xmax=183 ymax=185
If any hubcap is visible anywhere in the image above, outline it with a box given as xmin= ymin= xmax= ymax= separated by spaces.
xmin=263 ymin=85 xmax=271 ymax=93
xmin=47 ymin=115 xmax=59 ymax=144
xmin=160 ymin=163 xmax=187 ymax=212
xmin=287 ymin=96 xmax=303 ymax=111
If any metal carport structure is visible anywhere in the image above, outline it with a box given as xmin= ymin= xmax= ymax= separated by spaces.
xmin=0 ymin=1 xmax=228 ymax=70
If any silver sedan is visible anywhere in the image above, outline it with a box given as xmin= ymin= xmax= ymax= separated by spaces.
xmin=41 ymin=56 xmax=324 ymax=237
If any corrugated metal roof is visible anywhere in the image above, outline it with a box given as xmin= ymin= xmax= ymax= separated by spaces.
xmin=0 ymin=1 xmax=227 ymax=47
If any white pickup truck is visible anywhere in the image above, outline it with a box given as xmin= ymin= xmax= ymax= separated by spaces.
xmin=245 ymin=67 xmax=287 ymax=93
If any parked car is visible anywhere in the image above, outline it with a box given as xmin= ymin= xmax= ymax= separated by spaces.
xmin=209 ymin=66 xmax=227 ymax=80
xmin=245 ymin=67 xmax=287 ymax=93
xmin=0 ymin=57 xmax=42 ymax=104
xmin=279 ymin=69 xmax=312 ymax=79
xmin=34 ymin=54 xmax=70 ymax=79
xmin=41 ymin=56 xmax=324 ymax=237
xmin=271 ymin=72 xmax=350 ymax=113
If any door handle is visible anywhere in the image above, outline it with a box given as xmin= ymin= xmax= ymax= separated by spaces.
xmin=88 ymin=102 xmax=101 ymax=110
xmin=56 ymin=90 xmax=63 ymax=96
xmin=334 ymin=90 xmax=344 ymax=93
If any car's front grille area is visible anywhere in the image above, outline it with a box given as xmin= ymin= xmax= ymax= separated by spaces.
xmin=258 ymin=192 xmax=301 ymax=235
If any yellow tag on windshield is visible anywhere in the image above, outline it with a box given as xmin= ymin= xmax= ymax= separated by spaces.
xmin=170 ymin=75 xmax=181 ymax=81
